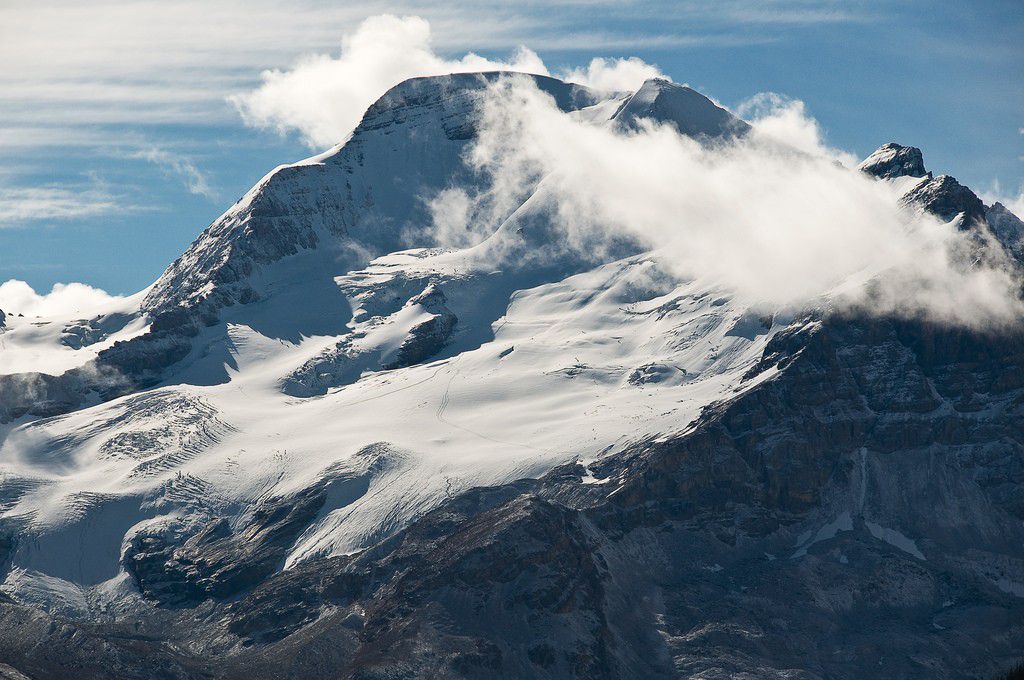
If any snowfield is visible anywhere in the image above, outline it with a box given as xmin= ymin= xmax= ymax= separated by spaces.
xmin=1 ymin=248 xmax=781 ymax=595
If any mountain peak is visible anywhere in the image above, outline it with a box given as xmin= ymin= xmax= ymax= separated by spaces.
xmin=357 ymin=71 xmax=602 ymax=139
xmin=858 ymin=142 xmax=929 ymax=179
xmin=613 ymin=78 xmax=750 ymax=140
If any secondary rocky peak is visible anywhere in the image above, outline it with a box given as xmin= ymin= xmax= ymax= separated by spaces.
xmin=613 ymin=78 xmax=751 ymax=140
xmin=901 ymin=173 xmax=986 ymax=225
xmin=986 ymin=201 xmax=1024 ymax=257
xmin=858 ymin=142 xmax=929 ymax=179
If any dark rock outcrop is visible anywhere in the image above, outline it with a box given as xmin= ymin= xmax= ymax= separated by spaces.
xmin=0 ymin=596 xmax=209 ymax=680
xmin=126 ymin=486 xmax=328 ymax=605
xmin=60 ymin=312 xmax=134 ymax=350
xmin=382 ymin=283 xmax=458 ymax=370
xmin=901 ymin=174 xmax=987 ymax=225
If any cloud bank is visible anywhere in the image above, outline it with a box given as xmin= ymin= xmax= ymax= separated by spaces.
xmin=561 ymin=57 xmax=665 ymax=93
xmin=231 ymin=14 xmax=664 ymax=148
xmin=443 ymin=77 xmax=1022 ymax=328
xmin=736 ymin=92 xmax=856 ymax=165
xmin=0 ymin=279 xmax=127 ymax=317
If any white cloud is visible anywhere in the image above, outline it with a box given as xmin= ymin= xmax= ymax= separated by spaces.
xmin=561 ymin=57 xmax=665 ymax=92
xmin=130 ymin=147 xmax=217 ymax=200
xmin=736 ymin=92 xmax=856 ymax=165
xmin=231 ymin=15 xmax=551 ymax=148
xmin=230 ymin=14 xmax=670 ymax=148
xmin=0 ymin=185 xmax=121 ymax=224
xmin=444 ymin=77 xmax=1023 ymax=328
xmin=0 ymin=279 xmax=125 ymax=317
xmin=425 ymin=187 xmax=480 ymax=249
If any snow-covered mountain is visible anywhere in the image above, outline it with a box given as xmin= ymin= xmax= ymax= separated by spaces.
xmin=1 ymin=73 xmax=1023 ymax=679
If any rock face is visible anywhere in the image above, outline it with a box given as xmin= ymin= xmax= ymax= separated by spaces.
xmin=861 ymin=142 xmax=1022 ymax=263
xmin=0 ymin=370 xmax=95 ymax=421
xmin=125 ymin=486 xmax=329 ymax=605
xmin=60 ymin=313 xmax=134 ymax=350
xmin=858 ymin=142 xmax=929 ymax=179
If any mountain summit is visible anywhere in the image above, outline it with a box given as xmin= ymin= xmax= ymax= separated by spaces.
xmin=613 ymin=77 xmax=750 ymax=139
xmin=858 ymin=141 xmax=928 ymax=179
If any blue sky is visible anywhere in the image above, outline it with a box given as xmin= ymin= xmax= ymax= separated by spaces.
xmin=1 ymin=0 xmax=1021 ymax=296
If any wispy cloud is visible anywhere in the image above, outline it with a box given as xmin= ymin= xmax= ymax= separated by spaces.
xmin=0 ymin=186 xmax=118 ymax=224
xmin=721 ymin=4 xmax=872 ymax=25
xmin=980 ymin=180 xmax=1024 ymax=219
xmin=0 ymin=179 xmax=142 ymax=226
xmin=0 ymin=127 xmax=138 ymax=149
xmin=0 ymin=1 xmax=868 ymax=130
xmin=129 ymin=147 xmax=217 ymax=200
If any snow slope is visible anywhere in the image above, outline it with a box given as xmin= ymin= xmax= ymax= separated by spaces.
xmin=1 ymin=248 xmax=781 ymax=591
